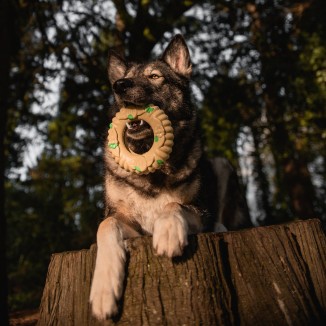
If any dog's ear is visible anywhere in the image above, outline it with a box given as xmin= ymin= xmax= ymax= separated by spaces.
xmin=162 ymin=34 xmax=192 ymax=78
xmin=108 ymin=51 xmax=127 ymax=85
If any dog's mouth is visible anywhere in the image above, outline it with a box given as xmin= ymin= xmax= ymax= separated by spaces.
xmin=124 ymin=120 xmax=154 ymax=154
xmin=126 ymin=119 xmax=145 ymax=131
xmin=125 ymin=119 xmax=151 ymax=137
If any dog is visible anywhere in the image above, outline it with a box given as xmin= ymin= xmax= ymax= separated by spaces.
xmin=90 ymin=34 xmax=251 ymax=320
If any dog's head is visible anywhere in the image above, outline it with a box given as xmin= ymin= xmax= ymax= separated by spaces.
xmin=107 ymin=35 xmax=193 ymax=154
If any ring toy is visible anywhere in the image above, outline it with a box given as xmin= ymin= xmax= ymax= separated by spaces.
xmin=107 ymin=105 xmax=174 ymax=174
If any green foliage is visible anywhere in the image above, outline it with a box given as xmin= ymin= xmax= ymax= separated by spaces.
xmin=4 ymin=0 xmax=326 ymax=312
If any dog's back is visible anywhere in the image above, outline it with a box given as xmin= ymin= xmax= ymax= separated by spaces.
xmin=199 ymin=157 xmax=251 ymax=231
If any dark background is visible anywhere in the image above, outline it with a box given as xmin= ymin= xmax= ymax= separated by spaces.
xmin=1 ymin=0 xmax=325 ymax=322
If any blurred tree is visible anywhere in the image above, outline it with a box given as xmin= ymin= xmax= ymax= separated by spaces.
xmin=246 ymin=0 xmax=325 ymax=223
xmin=1 ymin=0 xmax=29 ymax=323
xmin=4 ymin=0 xmax=326 ymax=313
xmin=200 ymin=0 xmax=325 ymax=224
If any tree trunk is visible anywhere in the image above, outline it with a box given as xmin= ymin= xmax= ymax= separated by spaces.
xmin=37 ymin=219 xmax=326 ymax=325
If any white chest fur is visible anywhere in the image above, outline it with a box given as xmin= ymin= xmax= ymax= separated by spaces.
xmin=106 ymin=176 xmax=200 ymax=234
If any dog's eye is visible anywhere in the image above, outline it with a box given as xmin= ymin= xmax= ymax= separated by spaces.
xmin=149 ymin=74 xmax=160 ymax=80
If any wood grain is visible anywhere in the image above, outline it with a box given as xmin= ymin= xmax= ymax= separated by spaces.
xmin=37 ymin=219 xmax=326 ymax=325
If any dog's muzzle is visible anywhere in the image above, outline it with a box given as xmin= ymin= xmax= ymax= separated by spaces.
xmin=113 ymin=78 xmax=134 ymax=94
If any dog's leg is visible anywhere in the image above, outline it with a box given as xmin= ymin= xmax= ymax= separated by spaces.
xmin=90 ymin=217 xmax=126 ymax=320
xmin=153 ymin=202 xmax=202 ymax=257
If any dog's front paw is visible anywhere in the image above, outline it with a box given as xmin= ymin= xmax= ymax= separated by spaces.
xmin=153 ymin=203 xmax=189 ymax=257
xmin=90 ymin=269 xmax=119 ymax=320
xmin=90 ymin=243 xmax=125 ymax=320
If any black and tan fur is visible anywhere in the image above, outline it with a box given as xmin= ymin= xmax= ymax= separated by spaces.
xmin=90 ymin=35 xmax=250 ymax=320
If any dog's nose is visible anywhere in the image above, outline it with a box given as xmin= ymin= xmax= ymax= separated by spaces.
xmin=113 ymin=78 xmax=133 ymax=94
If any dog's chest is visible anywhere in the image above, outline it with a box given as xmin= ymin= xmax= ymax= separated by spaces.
xmin=107 ymin=176 xmax=199 ymax=234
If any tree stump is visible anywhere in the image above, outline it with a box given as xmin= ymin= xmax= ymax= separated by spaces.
xmin=37 ymin=219 xmax=326 ymax=325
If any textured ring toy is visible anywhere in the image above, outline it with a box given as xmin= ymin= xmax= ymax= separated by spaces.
xmin=107 ymin=105 xmax=174 ymax=174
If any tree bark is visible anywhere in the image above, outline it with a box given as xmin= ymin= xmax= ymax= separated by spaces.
xmin=37 ymin=219 xmax=326 ymax=325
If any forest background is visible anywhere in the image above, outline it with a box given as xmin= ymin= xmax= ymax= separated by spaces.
xmin=1 ymin=0 xmax=325 ymax=320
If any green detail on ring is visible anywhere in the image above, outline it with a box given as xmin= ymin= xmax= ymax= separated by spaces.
xmin=157 ymin=160 xmax=164 ymax=165
xmin=134 ymin=166 xmax=142 ymax=172
xmin=154 ymin=135 xmax=159 ymax=142
xmin=145 ymin=106 xmax=155 ymax=113
xmin=108 ymin=143 xmax=118 ymax=149
xmin=127 ymin=114 xmax=134 ymax=120
xmin=109 ymin=123 xmax=113 ymax=129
